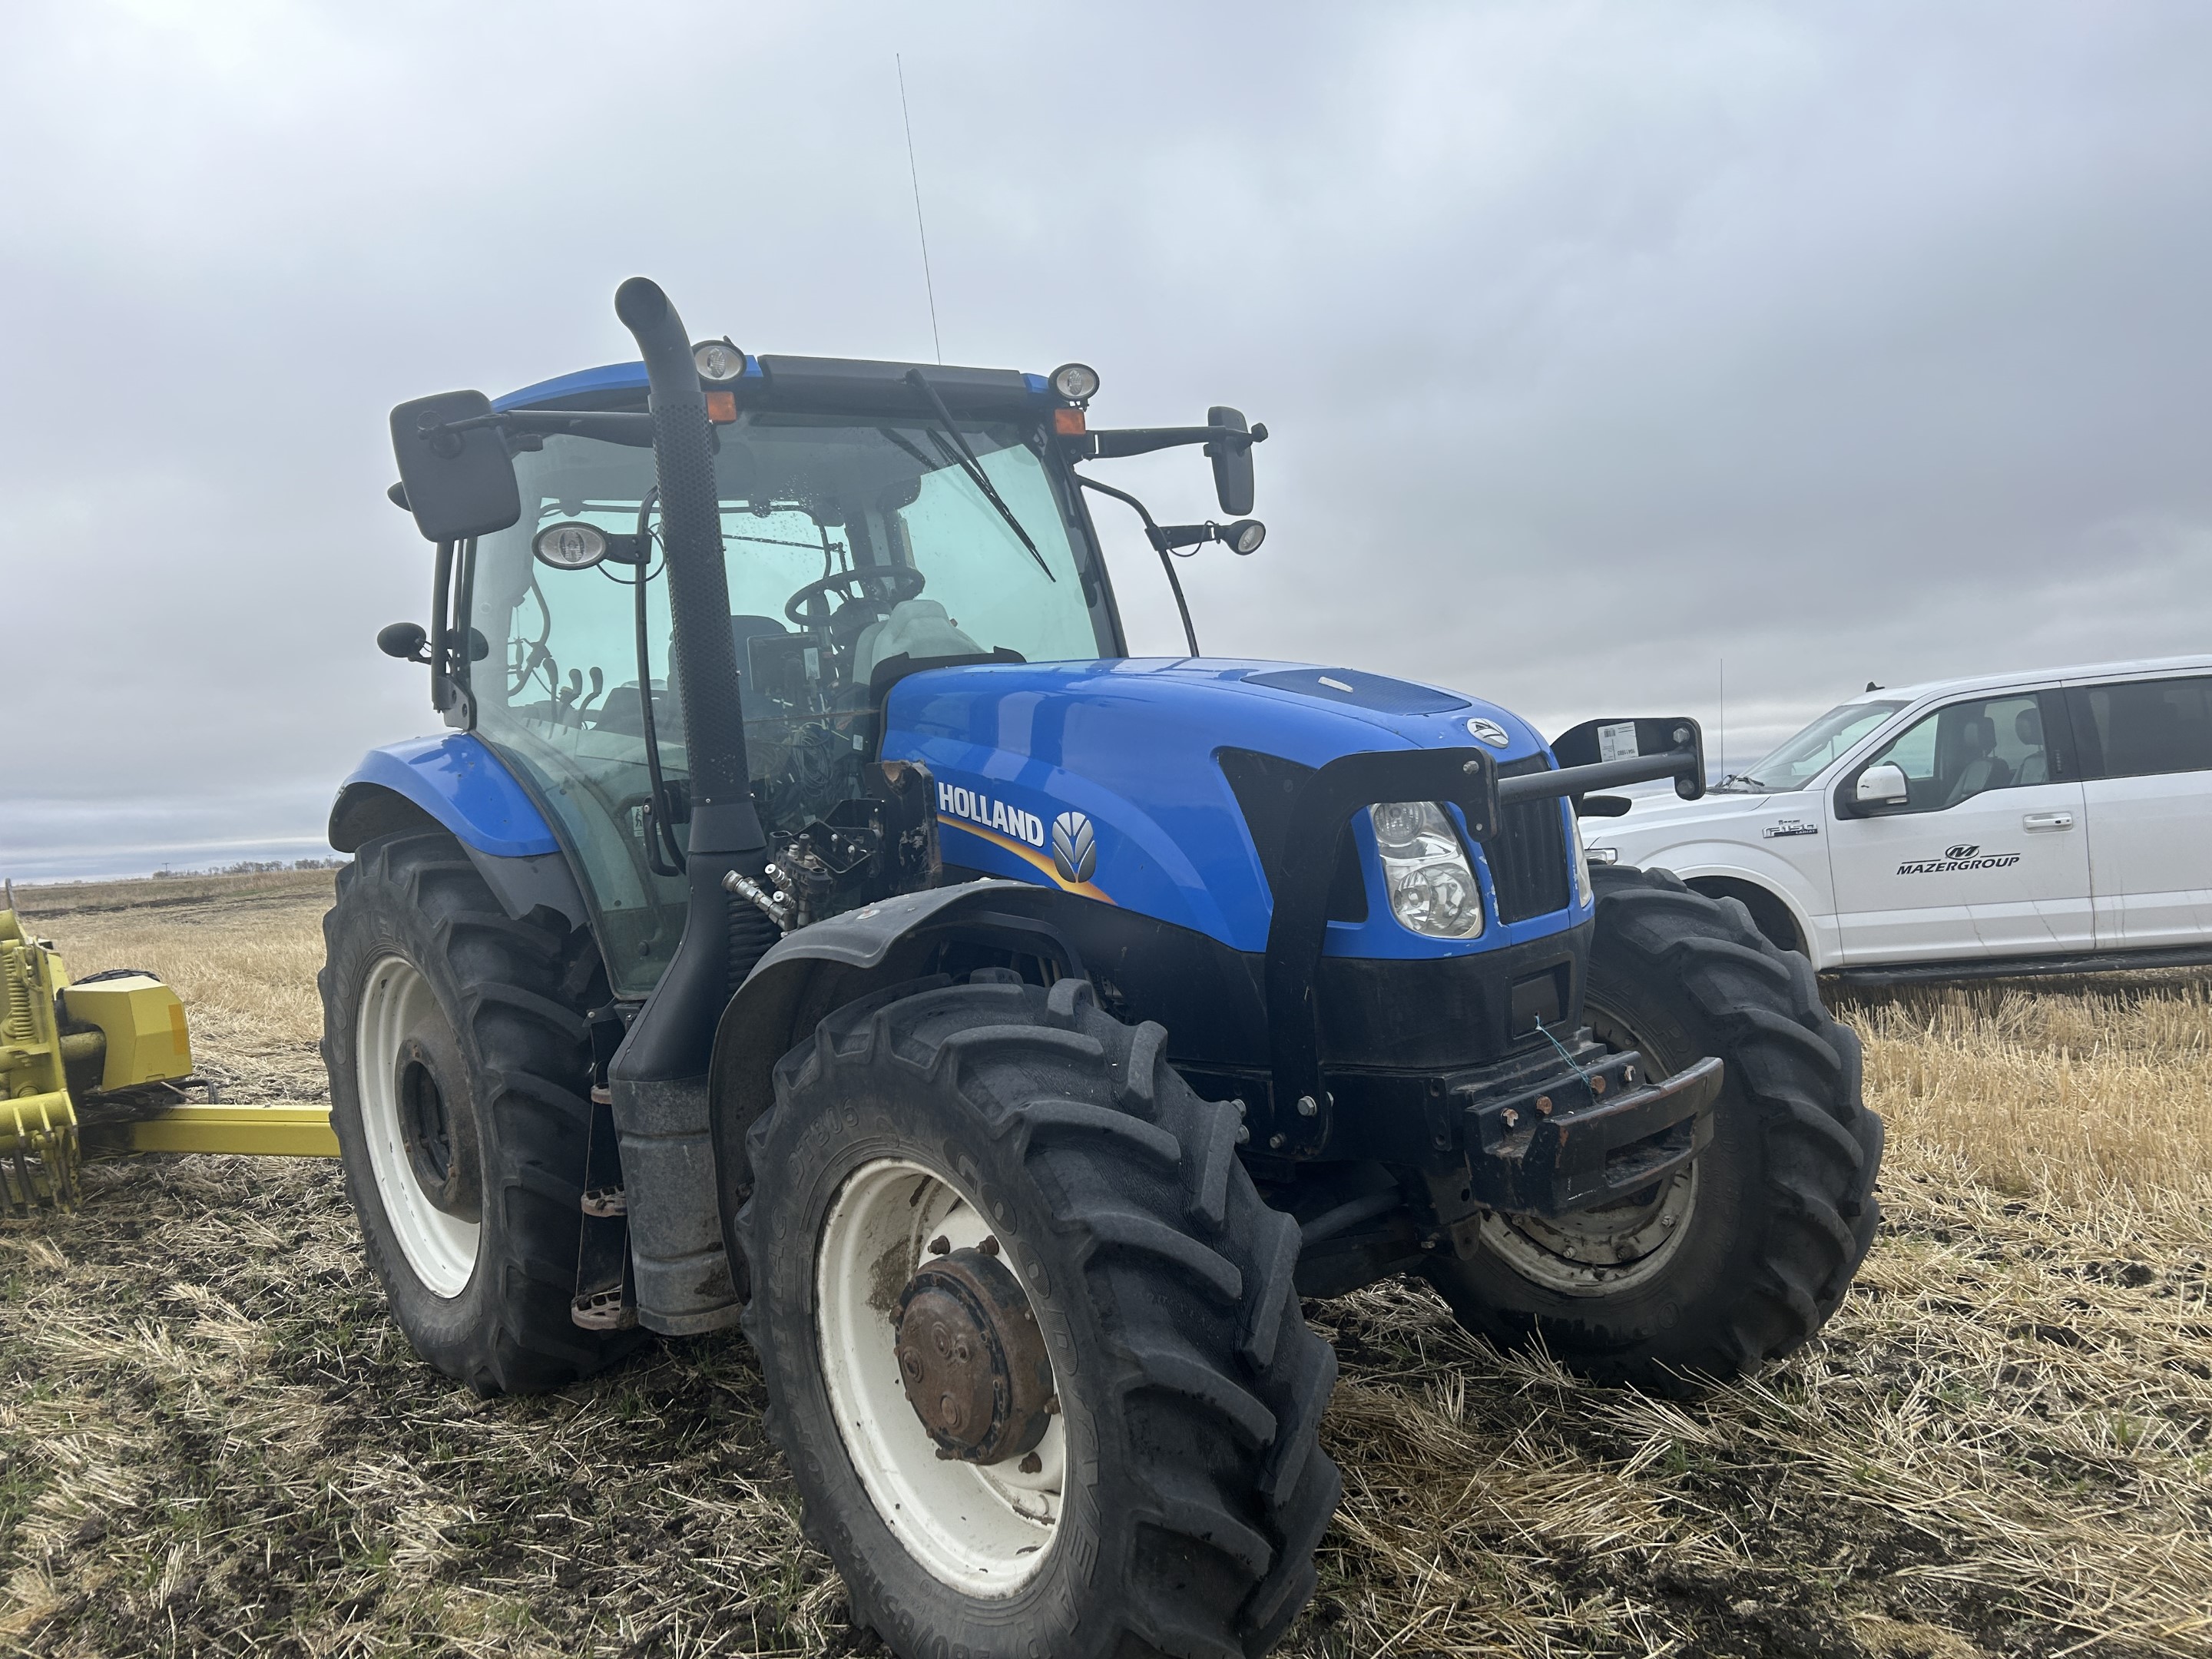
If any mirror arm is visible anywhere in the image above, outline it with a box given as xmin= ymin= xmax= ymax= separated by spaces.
xmin=1075 ymin=472 xmax=1200 ymax=658
xmin=422 ymin=409 xmax=657 ymax=448
xmin=429 ymin=539 xmax=455 ymax=711
xmin=1079 ymin=422 xmax=1268 ymax=460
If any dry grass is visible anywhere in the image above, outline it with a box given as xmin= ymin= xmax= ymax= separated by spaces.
xmin=2 ymin=876 xmax=2207 ymax=1657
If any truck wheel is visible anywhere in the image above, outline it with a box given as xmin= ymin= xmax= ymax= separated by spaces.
xmin=738 ymin=972 xmax=1340 ymax=1659
xmin=1426 ymin=864 xmax=1883 ymax=1392
xmin=320 ymin=829 xmax=636 ymax=1394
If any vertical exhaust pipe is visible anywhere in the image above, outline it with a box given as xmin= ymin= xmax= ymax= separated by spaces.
xmin=604 ymin=278 xmax=775 ymax=1333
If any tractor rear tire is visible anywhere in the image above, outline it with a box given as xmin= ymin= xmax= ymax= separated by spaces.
xmin=1425 ymin=863 xmax=1883 ymax=1393
xmin=320 ymin=828 xmax=637 ymax=1395
xmin=737 ymin=972 xmax=1340 ymax=1659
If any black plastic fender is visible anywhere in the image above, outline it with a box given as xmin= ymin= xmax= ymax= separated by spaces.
xmin=707 ymin=879 xmax=1083 ymax=1290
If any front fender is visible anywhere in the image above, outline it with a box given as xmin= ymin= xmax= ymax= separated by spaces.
xmin=705 ymin=879 xmax=1086 ymax=1264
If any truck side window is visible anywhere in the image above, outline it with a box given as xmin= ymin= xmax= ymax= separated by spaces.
xmin=2065 ymin=675 xmax=2212 ymax=780
xmin=1860 ymin=692 xmax=2059 ymax=812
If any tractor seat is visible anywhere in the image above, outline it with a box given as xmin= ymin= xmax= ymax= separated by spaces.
xmin=853 ymin=599 xmax=982 ymax=686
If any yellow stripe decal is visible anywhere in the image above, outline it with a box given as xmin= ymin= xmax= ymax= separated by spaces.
xmin=942 ymin=820 xmax=1114 ymax=905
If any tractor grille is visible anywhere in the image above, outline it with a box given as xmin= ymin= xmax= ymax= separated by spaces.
xmin=1485 ymin=756 xmax=1571 ymax=924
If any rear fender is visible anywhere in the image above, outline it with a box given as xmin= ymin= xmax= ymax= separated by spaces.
xmin=329 ymin=734 xmax=560 ymax=859
xmin=330 ymin=735 xmax=586 ymax=929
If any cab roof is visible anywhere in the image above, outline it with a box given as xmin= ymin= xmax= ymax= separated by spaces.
xmin=494 ymin=356 xmax=1054 ymax=414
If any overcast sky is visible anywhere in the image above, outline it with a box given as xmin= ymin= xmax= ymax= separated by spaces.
xmin=6 ymin=2 xmax=2210 ymax=880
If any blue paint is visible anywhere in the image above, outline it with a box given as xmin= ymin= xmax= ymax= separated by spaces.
xmin=881 ymin=658 xmax=1588 ymax=959
xmin=339 ymin=734 xmax=560 ymax=857
xmin=493 ymin=361 xmax=652 ymax=411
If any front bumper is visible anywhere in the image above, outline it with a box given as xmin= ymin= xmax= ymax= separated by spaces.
xmin=1459 ymin=1043 xmax=1720 ymax=1215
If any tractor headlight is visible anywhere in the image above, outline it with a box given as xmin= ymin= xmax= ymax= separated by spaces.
xmin=1370 ymin=801 xmax=1485 ymax=939
xmin=1572 ymin=830 xmax=1594 ymax=908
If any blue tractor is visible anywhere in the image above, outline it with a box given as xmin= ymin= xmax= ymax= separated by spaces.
xmin=327 ymin=280 xmax=1883 ymax=1657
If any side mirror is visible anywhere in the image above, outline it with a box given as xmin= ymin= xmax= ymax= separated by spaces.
xmin=389 ymin=391 xmax=522 ymax=542
xmin=1855 ymin=762 xmax=1910 ymax=808
xmin=1207 ymin=406 xmax=1256 ymax=515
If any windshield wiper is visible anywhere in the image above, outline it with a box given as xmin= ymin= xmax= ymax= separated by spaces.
xmin=903 ymin=368 xmax=1054 ymax=581
xmin=1714 ymin=773 xmax=1768 ymax=793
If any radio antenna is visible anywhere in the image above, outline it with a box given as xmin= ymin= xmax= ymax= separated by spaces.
xmin=896 ymin=55 xmax=944 ymax=364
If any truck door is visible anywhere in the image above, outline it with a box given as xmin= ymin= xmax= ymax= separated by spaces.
xmin=2065 ymin=672 xmax=2212 ymax=949
xmin=1826 ymin=689 xmax=2091 ymax=964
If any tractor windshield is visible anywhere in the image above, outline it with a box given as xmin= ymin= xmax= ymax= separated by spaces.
xmin=463 ymin=410 xmax=1114 ymax=991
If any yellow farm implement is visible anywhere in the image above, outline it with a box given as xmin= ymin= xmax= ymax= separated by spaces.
xmin=0 ymin=896 xmax=334 ymax=1215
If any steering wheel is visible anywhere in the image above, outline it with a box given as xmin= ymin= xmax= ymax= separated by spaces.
xmin=783 ymin=563 xmax=926 ymax=626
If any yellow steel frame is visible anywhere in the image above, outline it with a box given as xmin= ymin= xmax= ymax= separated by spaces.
xmin=109 ymin=1103 xmax=338 ymax=1157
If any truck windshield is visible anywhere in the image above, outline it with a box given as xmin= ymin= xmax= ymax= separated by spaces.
xmin=462 ymin=410 xmax=1114 ymax=992
xmin=1727 ymin=700 xmax=1906 ymax=793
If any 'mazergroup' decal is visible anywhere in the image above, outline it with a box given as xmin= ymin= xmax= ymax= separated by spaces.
xmin=1897 ymin=843 xmax=2021 ymax=876
xmin=937 ymin=783 xmax=1045 ymax=848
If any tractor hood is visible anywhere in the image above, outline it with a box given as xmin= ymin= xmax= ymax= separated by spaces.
xmin=879 ymin=657 xmax=1570 ymax=956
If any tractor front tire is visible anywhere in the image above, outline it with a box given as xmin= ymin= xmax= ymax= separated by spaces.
xmin=737 ymin=972 xmax=1341 ymax=1659
xmin=1426 ymin=863 xmax=1883 ymax=1393
xmin=320 ymin=828 xmax=636 ymax=1395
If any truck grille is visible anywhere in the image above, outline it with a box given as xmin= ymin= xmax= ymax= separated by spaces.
xmin=1486 ymin=756 xmax=1571 ymax=923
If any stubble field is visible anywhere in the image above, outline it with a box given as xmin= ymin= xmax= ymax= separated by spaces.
xmin=2 ymin=869 xmax=2207 ymax=1658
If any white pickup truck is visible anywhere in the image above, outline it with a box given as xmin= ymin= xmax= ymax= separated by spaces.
xmin=1581 ymin=656 xmax=2212 ymax=982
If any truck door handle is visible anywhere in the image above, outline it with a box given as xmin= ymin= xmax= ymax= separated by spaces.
xmin=2022 ymin=811 xmax=2075 ymax=830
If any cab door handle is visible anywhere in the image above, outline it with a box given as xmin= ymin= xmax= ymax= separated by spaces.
xmin=2022 ymin=811 xmax=2075 ymax=830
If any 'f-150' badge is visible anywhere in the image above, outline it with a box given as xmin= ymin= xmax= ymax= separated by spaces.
xmin=1763 ymin=819 xmax=1820 ymax=839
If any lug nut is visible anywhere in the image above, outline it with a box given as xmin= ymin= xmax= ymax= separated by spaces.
xmin=979 ymin=1235 xmax=1000 ymax=1257
xmin=928 ymin=1235 xmax=950 ymax=1255
xmin=1018 ymin=1452 xmax=1043 ymax=1475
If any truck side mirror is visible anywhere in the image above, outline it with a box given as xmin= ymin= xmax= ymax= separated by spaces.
xmin=1854 ymin=762 xmax=1909 ymax=808
xmin=389 ymin=391 xmax=522 ymax=542
xmin=1207 ymin=406 xmax=1256 ymax=516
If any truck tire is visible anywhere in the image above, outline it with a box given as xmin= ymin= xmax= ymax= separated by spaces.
xmin=1426 ymin=863 xmax=1883 ymax=1393
xmin=738 ymin=972 xmax=1340 ymax=1659
xmin=320 ymin=828 xmax=636 ymax=1394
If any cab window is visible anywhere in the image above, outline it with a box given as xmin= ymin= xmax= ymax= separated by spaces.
xmin=1859 ymin=691 xmax=2065 ymax=812
xmin=2065 ymin=676 xmax=2212 ymax=780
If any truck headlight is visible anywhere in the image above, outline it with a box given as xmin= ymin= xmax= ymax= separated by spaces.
xmin=1370 ymin=801 xmax=1485 ymax=939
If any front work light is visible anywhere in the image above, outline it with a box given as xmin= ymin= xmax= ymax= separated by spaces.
xmin=1370 ymin=801 xmax=1485 ymax=939
xmin=694 ymin=339 xmax=747 ymax=382
xmin=534 ymin=520 xmax=608 ymax=571
xmin=1221 ymin=518 xmax=1266 ymax=555
xmin=1049 ymin=362 xmax=1100 ymax=403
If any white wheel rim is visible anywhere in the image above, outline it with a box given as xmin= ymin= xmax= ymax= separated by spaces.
xmin=816 ymin=1157 xmax=1064 ymax=1595
xmin=1479 ymin=1161 xmax=1698 ymax=1296
xmin=356 ymin=955 xmax=479 ymax=1299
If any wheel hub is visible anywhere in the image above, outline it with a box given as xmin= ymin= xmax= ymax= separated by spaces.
xmin=894 ymin=1247 xmax=1053 ymax=1465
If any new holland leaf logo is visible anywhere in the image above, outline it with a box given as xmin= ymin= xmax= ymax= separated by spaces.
xmin=1051 ymin=811 xmax=1097 ymax=883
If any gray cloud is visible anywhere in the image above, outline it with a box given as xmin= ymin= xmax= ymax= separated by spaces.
xmin=6 ymin=1 xmax=2209 ymax=877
